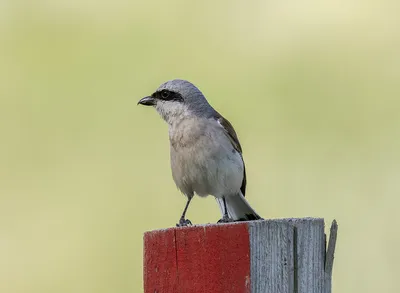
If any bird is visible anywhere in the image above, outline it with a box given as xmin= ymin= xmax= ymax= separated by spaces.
xmin=138 ymin=79 xmax=262 ymax=226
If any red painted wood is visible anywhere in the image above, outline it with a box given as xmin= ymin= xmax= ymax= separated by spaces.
xmin=175 ymin=223 xmax=251 ymax=293
xmin=143 ymin=229 xmax=178 ymax=293
xmin=144 ymin=223 xmax=251 ymax=293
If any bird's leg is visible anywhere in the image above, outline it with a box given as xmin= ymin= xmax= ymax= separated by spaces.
xmin=176 ymin=196 xmax=193 ymax=227
xmin=217 ymin=197 xmax=235 ymax=223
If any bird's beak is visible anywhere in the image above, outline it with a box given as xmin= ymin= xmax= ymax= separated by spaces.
xmin=137 ymin=96 xmax=156 ymax=106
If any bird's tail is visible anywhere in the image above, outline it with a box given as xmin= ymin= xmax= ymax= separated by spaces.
xmin=216 ymin=192 xmax=262 ymax=221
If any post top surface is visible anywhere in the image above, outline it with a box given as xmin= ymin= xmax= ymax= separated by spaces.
xmin=144 ymin=217 xmax=325 ymax=235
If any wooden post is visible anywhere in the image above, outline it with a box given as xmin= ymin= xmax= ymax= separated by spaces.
xmin=143 ymin=218 xmax=338 ymax=293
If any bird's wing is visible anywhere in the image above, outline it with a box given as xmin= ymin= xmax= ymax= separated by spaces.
xmin=214 ymin=114 xmax=247 ymax=196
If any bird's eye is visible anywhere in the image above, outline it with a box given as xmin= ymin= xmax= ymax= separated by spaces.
xmin=161 ymin=91 xmax=170 ymax=99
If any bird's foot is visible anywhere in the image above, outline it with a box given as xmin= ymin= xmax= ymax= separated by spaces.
xmin=217 ymin=215 xmax=235 ymax=224
xmin=176 ymin=218 xmax=192 ymax=227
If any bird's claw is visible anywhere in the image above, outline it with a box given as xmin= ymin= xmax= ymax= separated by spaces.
xmin=176 ymin=218 xmax=192 ymax=227
xmin=217 ymin=215 xmax=235 ymax=224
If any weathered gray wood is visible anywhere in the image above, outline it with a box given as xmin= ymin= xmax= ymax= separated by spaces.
xmin=248 ymin=218 xmax=337 ymax=293
xmin=324 ymin=220 xmax=338 ymax=293
xmin=290 ymin=218 xmax=325 ymax=293
xmin=249 ymin=220 xmax=294 ymax=293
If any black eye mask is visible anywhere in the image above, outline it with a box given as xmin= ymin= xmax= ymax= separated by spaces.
xmin=155 ymin=90 xmax=184 ymax=102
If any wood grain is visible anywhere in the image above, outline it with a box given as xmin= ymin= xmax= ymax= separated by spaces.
xmin=290 ymin=218 xmax=325 ymax=293
xmin=248 ymin=220 xmax=294 ymax=293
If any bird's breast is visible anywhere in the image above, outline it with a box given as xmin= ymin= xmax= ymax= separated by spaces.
xmin=169 ymin=118 xmax=206 ymax=149
xmin=169 ymin=118 xmax=244 ymax=197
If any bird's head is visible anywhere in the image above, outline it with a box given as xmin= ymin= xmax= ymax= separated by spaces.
xmin=138 ymin=79 xmax=213 ymax=125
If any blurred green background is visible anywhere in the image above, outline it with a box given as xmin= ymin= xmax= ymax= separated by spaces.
xmin=1 ymin=1 xmax=399 ymax=292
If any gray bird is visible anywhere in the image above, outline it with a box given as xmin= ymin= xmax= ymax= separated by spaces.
xmin=138 ymin=79 xmax=261 ymax=226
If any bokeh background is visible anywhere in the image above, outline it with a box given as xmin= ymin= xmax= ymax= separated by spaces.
xmin=1 ymin=1 xmax=399 ymax=292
